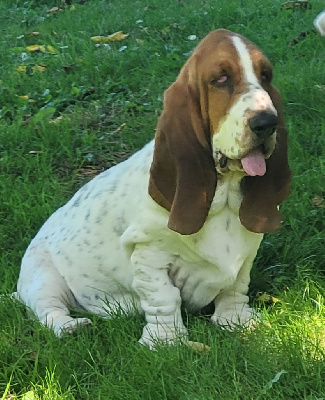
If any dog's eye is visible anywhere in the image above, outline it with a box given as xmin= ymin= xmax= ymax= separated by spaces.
xmin=211 ymin=75 xmax=229 ymax=87
xmin=261 ymin=70 xmax=272 ymax=83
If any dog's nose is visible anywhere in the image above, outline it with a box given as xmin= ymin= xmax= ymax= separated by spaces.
xmin=248 ymin=111 xmax=277 ymax=139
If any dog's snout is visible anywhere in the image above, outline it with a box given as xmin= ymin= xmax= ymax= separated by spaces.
xmin=248 ymin=111 xmax=277 ymax=139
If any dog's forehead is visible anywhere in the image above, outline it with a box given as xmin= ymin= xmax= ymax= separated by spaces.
xmin=193 ymin=30 xmax=269 ymax=73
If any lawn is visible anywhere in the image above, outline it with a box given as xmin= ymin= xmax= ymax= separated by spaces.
xmin=1 ymin=0 xmax=325 ymax=398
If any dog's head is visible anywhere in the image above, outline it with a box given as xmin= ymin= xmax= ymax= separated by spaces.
xmin=149 ymin=29 xmax=291 ymax=235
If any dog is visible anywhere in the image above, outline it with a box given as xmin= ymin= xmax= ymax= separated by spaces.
xmin=15 ymin=29 xmax=291 ymax=348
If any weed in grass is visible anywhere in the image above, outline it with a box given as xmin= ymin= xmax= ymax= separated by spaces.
xmin=1 ymin=0 xmax=325 ymax=399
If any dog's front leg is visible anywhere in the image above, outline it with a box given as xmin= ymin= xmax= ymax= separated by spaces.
xmin=211 ymin=252 xmax=259 ymax=329
xmin=131 ymin=244 xmax=188 ymax=349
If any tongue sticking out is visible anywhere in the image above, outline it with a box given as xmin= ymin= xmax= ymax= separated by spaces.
xmin=241 ymin=148 xmax=266 ymax=176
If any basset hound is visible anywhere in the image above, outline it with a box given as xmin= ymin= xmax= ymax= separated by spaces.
xmin=15 ymin=29 xmax=291 ymax=348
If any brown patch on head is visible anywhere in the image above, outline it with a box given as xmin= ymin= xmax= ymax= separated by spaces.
xmin=188 ymin=30 xmax=247 ymax=137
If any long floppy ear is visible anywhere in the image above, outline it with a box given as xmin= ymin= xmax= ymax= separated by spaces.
xmin=149 ymin=68 xmax=217 ymax=235
xmin=239 ymin=87 xmax=291 ymax=233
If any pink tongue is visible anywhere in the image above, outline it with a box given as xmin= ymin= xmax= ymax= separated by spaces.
xmin=241 ymin=149 xmax=266 ymax=176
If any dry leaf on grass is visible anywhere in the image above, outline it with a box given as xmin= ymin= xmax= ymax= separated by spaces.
xmin=281 ymin=1 xmax=311 ymax=10
xmin=16 ymin=65 xmax=27 ymax=73
xmin=26 ymin=31 xmax=41 ymax=37
xmin=17 ymin=95 xmax=29 ymax=100
xmin=255 ymin=292 xmax=281 ymax=304
xmin=91 ymin=31 xmax=129 ymax=43
xmin=26 ymin=44 xmax=46 ymax=53
xmin=32 ymin=65 xmax=46 ymax=72
xmin=312 ymin=196 xmax=325 ymax=208
xmin=181 ymin=339 xmax=211 ymax=353
xmin=26 ymin=44 xmax=57 ymax=54
xmin=17 ymin=64 xmax=47 ymax=73
xmin=47 ymin=6 xmax=61 ymax=13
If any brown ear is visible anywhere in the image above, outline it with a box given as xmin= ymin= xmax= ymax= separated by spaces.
xmin=149 ymin=70 xmax=217 ymax=235
xmin=239 ymin=87 xmax=291 ymax=233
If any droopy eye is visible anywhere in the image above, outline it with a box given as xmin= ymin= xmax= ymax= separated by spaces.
xmin=261 ymin=69 xmax=272 ymax=83
xmin=211 ymin=74 xmax=229 ymax=87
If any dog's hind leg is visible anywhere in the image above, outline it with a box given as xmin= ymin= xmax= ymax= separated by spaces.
xmin=16 ymin=247 xmax=92 ymax=337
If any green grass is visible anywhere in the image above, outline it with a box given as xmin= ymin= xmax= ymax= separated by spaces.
xmin=1 ymin=0 xmax=325 ymax=398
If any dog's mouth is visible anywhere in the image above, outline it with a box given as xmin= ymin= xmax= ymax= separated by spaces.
xmin=216 ymin=144 xmax=269 ymax=176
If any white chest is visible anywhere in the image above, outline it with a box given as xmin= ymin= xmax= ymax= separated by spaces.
xmin=166 ymin=208 xmax=262 ymax=310
xmin=161 ymin=173 xmax=262 ymax=310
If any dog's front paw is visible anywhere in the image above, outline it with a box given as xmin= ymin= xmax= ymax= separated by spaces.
xmin=211 ymin=304 xmax=260 ymax=330
xmin=139 ymin=322 xmax=188 ymax=349
xmin=56 ymin=317 xmax=93 ymax=337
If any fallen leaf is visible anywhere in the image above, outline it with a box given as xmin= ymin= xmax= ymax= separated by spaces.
xmin=26 ymin=31 xmax=41 ymax=37
xmin=181 ymin=339 xmax=211 ymax=353
xmin=312 ymin=196 xmax=325 ymax=208
xmin=26 ymin=44 xmax=46 ymax=53
xmin=17 ymin=95 xmax=29 ymax=100
xmin=32 ymin=65 xmax=47 ymax=72
xmin=255 ymin=292 xmax=281 ymax=304
xmin=281 ymin=1 xmax=311 ymax=10
xmin=26 ymin=44 xmax=57 ymax=54
xmin=91 ymin=31 xmax=129 ymax=43
xmin=47 ymin=6 xmax=60 ymax=13
xmin=46 ymin=44 xmax=57 ymax=54
xmin=17 ymin=65 xmax=27 ymax=73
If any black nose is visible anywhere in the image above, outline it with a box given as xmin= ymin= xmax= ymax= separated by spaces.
xmin=248 ymin=111 xmax=278 ymax=139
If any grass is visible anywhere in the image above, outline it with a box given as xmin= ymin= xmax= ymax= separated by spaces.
xmin=1 ymin=0 xmax=325 ymax=398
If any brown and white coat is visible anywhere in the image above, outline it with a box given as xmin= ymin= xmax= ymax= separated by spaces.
xmin=16 ymin=29 xmax=291 ymax=348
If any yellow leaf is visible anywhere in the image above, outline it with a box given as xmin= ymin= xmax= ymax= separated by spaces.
xmin=17 ymin=65 xmax=27 ymax=73
xmin=26 ymin=44 xmax=46 ymax=53
xmin=16 ymin=65 xmax=46 ymax=73
xmin=91 ymin=31 xmax=129 ymax=43
xmin=255 ymin=292 xmax=281 ymax=304
xmin=70 ymin=4 xmax=76 ymax=11
xmin=46 ymin=45 xmax=57 ymax=54
xmin=181 ymin=340 xmax=211 ymax=353
xmin=18 ymin=95 xmax=29 ymax=100
xmin=32 ymin=65 xmax=46 ymax=72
